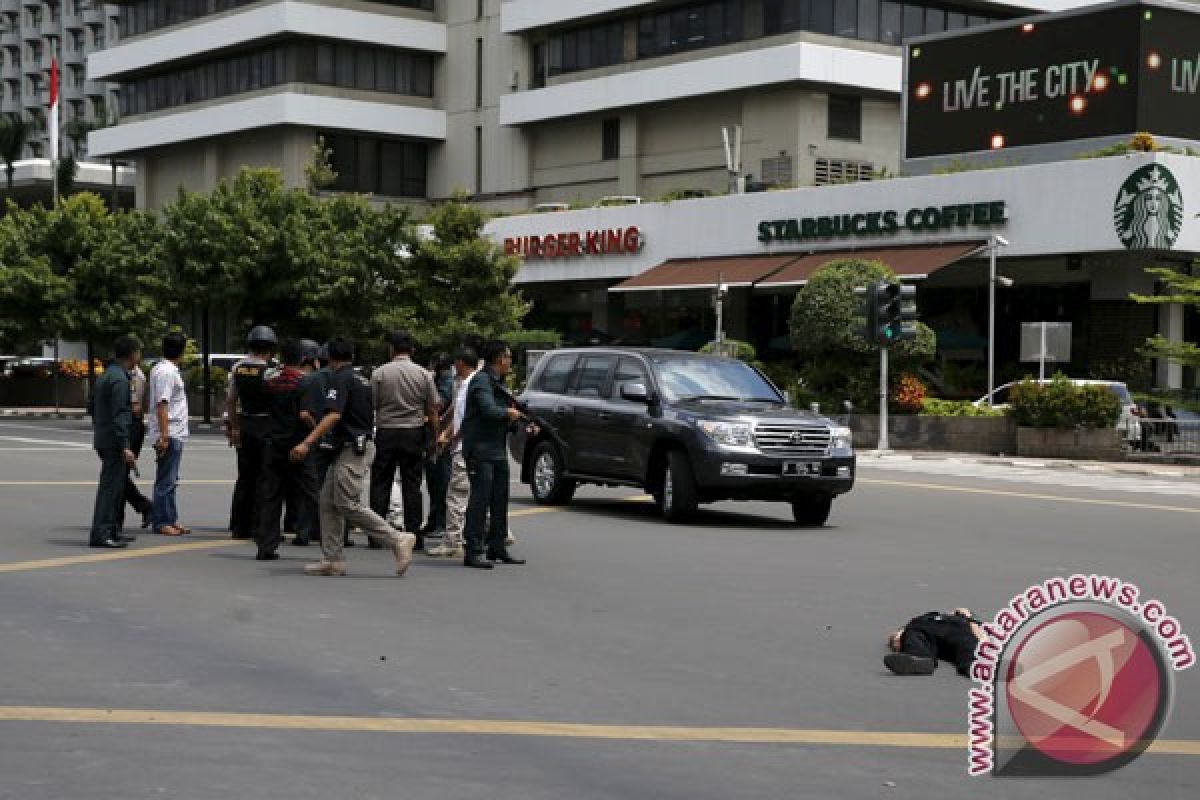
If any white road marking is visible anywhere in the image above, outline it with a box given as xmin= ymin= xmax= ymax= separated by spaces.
xmin=0 ymin=435 xmax=89 ymax=448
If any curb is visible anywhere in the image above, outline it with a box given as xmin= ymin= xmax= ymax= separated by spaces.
xmin=860 ymin=450 xmax=1200 ymax=480
xmin=0 ymin=409 xmax=87 ymax=420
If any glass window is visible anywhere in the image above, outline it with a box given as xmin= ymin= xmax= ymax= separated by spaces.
xmin=401 ymin=142 xmax=426 ymax=197
xmin=356 ymin=49 xmax=375 ymax=91
xmin=810 ymin=0 xmax=834 ymax=34
xmin=536 ymin=355 xmax=576 ymax=394
xmin=611 ymin=358 xmax=649 ymax=400
xmin=968 ymin=14 xmax=989 ymax=27
xmin=902 ymin=3 xmax=924 ymax=38
xmin=412 ymin=55 xmax=432 ymax=96
xmin=532 ymin=41 xmax=546 ymax=88
xmin=834 ymin=0 xmax=856 ymax=38
xmin=650 ymin=355 xmax=782 ymax=404
xmin=880 ymin=0 xmax=902 ymax=44
xmin=335 ymin=43 xmax=355 ymax=88
xmin=572 ymin=356 xmax=615 ymax=398
xmin=602 ymin=117 xmax=620 ymax=161
xmin=379 ymin=140 xmax=405 ymax=197
xmin=357 ymin=136 xmax=378 ymax=194
xmin=857 ymin=0 xmax=878 ymax=40
xmin=828 ymin=93 xmax=862 ymax=140
xmin=315 ymin=43 xmax=334 ymax=84
xmin=376 ymin=50 xmax=396 ymax=92
xmin=946 ymin=11 xmax=967 ymax=29
xmin=925 ymin=7 xmax=945 ymax=33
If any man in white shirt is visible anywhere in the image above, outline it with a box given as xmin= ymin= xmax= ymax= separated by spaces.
xmin=147 ymin=332 xmax=191 ymax=536
xmin=427 ymin=347 xmax=477 ymax=558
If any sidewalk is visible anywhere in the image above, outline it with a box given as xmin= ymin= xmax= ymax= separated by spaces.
xmin=860 ymin=450 xmax=1200 ymax=480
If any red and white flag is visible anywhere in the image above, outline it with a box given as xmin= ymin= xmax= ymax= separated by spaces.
xmin=49 ymin=58 xmax=59 ymax=163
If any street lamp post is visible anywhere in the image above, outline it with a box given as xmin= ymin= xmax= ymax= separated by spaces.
xmin=986 ymin=234 xmax=1010 ymax=407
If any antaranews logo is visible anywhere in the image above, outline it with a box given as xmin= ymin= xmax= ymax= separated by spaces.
xmin=1113 ymin=164 xmax=1184 ymax=250
xmin=967 ymin=575 xmax=1194 ymax=777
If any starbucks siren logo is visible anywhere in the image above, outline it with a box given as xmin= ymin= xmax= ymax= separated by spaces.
xmin=1113 ymin=164 xmax=1184 ymax=250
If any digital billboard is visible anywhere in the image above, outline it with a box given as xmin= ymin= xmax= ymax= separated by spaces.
xmin=904 ymin=2 xmax=1200 ymax=160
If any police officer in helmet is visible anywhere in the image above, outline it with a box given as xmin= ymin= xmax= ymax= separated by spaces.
xmin=226 ymin=325 xmax=277 ymax=540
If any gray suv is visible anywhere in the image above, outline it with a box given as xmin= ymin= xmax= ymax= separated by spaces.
xmin=509 ymin=348 xmax=856 ymax=525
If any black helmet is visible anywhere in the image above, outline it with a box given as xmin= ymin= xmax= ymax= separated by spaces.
xmin=246 ymin=325 xmax=278 ymax=349
xmin=300 ymin=339 xmax=321 ymax=364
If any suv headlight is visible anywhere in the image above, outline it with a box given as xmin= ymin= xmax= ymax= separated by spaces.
xmin=830 ymin=426 xmax=853 ymax=452
xmin=697 ymin=420 xmax=754 ymax=448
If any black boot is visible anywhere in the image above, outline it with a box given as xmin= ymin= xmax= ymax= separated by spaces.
xmin=463 ymin=552 xmax=494 ymax=570
xmin=487 ymin=550 xmax=525 ymax=565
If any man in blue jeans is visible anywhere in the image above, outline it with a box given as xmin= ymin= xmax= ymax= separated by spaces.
xmin=147 ymin=332 xmax=190 ymax=536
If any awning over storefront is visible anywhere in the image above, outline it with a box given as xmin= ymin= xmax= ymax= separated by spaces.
xmin=754 ymin=241 xmax=987 ymax=288
xmin=608 ymin=254 xmax=803 ymax=292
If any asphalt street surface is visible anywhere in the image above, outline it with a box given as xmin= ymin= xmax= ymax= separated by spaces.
xmin=0 ymin=418 xmax=1197 ymax=799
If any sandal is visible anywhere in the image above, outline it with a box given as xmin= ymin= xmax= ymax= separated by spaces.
xmin=157 ymin=525 xmax=185 ymax=536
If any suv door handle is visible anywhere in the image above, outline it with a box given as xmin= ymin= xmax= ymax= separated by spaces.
xmin=554 ymin=406 xmax=571 ymax=414
xmin=597 ymin=412 xmax=613 ymax=421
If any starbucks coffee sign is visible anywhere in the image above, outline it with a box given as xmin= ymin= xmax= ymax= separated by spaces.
xmin=1113 ymin=165 xmax=1184 ymax=250
xmin=758 ymin=200 xmax=1007 ymax=244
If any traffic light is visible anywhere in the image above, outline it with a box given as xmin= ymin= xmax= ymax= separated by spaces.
xmin=883 ymin=282 xmax=918 ymax=343
xmin=860 ymin=281 xmax=918 ymax=347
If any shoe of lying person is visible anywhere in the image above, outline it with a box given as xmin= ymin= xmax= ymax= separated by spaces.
xmin=883 ymin=653 xmax=937 ymax=675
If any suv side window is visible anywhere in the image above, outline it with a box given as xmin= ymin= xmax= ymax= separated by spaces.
xmin=610 ymin=357 xmax=649 ymax=401
xmin=535 ymin=354 xmax=575 ymax=394
xmin=571 ymin=354 xmax=616 ymax=398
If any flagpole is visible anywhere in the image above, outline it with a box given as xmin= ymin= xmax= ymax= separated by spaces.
xmin=50 ymin=57 xmax=59 ymax=206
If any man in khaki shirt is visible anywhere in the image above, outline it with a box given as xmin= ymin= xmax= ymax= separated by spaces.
xmin=369 ymin=330 xmax=439 ymax=547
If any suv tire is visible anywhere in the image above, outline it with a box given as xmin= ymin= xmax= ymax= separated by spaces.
xmin=530 ymin=441 xmax=576 ymax=505
xmin=661 ymin=450 xmax=699 ymax=522
xmin=792 ymin=493 xmax=833 ymax=527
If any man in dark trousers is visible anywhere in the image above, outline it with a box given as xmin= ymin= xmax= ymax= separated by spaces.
xmin=460 ymin=339 xmax=528 ymax=569
xmin=885 ymin=609 xmax=984 ymax=676
xmin=254 ymin=339 xmax=321 ymax=561
xmin=122 ymin=361 xmax=152 ymax=530
xmin=369 ymin=330 xmax=439 ymax=549
xmin=289 ymin=338 xmax=416 ymax=577
xmin=89 ymin=335 xmax=142 ymax=549
xmin=226 ymin=325 xmax=277 ymax=540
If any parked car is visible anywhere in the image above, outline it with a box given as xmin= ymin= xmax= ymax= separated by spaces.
xmin=974 ymin=379 xmax=1142 ymax=443
xmin=509 ymin=348 xmax=856 ymax=526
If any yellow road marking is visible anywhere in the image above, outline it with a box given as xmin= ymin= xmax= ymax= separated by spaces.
xmin=509 ymin=507 xmax=560 ymax=518
xmin=859 ymin=478 xmax=1200 ymax=515
xmin=0 ymin=540 xmax=242 ymax=574
xmin=0 ymin=706 xmax=1195 ymax=754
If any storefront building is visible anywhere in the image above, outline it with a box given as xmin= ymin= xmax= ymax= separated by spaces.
xmin=485 ymin=151 xmax=1199 ymax=391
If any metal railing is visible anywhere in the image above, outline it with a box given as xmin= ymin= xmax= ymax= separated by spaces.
xmin=1134 ymin=418 xmax=1200 ymax=456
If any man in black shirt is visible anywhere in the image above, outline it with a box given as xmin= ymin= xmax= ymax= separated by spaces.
xmin=290 ymin=338 xmax=416 ymax=577
xmin=226 ymin=325 xmax=277 ymax=539
xmin=255 ymin=339 xmax=320 ymax=561
xmin=885 ymin=609 xmax=984 ymax=676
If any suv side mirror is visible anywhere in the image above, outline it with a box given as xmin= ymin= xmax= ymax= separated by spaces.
xmin=620 ymin=382 xmax=650 ymax=403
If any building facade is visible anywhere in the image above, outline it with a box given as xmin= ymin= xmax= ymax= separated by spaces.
xmin=2 ymin=0 xmax=119 ymax=160
xmin=88 ymin=0 xmax=1077 ymax=209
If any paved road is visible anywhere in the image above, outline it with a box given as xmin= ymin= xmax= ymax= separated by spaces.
xmin=0 ymin=419 xmax=1196 ymax=799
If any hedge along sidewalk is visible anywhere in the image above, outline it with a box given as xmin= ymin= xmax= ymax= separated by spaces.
xmin=859 ymin=450 xmax=1200 ymax=479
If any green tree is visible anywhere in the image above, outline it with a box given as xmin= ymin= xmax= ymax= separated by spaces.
xmin=0 ymin=114 xmax=30 ymax=193
xmin=788 ymin=258 xmax=935 ymax=409
xmin=56 ymin=154 xmax=78 ymax=199
xmin=162 ymin=168 xmax=299 ymax=419
xmin=286 ymin=192 xmax=417 ymax=346
xmin=0 ymin=201 xmax=70 ymax=349
xmin=65 ymin=199 xmax=170 ymax=356
xmin=1131 ymin=263 xmax=1200 ymax=370
xmin=404 ymin=200 xmax=529 ymax=351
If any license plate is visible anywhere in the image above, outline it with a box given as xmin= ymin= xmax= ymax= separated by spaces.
xmin=782 ymin=461 xmax=821 ymax=476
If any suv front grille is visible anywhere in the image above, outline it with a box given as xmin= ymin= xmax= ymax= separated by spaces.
xmin=754 ymin=424 xmax=831 ymax=456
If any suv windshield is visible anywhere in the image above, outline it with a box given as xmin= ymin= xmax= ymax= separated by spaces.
xmin=1105 ymin=384 xmax=1133 ymax=405
xmin=650 ymin=355 xmax=782 ymax=404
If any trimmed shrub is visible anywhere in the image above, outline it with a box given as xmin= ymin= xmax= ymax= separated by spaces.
xmin=919 ymin=398 xmax=1002 ymax=417
xmin=1007 ymin=376 xmax=1121 ymax=429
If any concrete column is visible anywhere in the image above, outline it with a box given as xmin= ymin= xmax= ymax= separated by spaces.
xmin=618 ymin=112 xmax=639 ymax=197
xmin=203 ymin=141 xmax=220 ymax=192
xmin=134 ymin=155 xmax=150 ymax=210
xmin=1156 ymin=302 xmax=1185 ymax=389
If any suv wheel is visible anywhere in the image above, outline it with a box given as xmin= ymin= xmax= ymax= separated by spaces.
xmin=530 ymin=441 xmax=576 ymax=505
xmin=792 ymin=494 xmax=833 ymax=527
xmin=660 ymin=450 xmax=699 ymax=523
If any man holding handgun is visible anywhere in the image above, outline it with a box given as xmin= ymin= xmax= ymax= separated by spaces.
xmin=460 ymin=339 xmax=534 ymax=569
